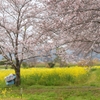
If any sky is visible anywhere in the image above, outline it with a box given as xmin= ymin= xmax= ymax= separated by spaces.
xmin=0 ymin=55 xmax=3 ymax=60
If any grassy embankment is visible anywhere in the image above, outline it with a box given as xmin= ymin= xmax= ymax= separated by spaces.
xmin=0 ymin=66 xmax=100 ymax=100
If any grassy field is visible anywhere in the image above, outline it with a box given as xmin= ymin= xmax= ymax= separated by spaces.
xmin=1 ymin=85 xmax=100 ymax=100
xmin=0 ymin=66 xmax=100 ymax=100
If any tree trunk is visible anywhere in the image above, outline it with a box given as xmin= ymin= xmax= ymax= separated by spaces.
xmin=15 ymin=65 xmax=21 ymax=86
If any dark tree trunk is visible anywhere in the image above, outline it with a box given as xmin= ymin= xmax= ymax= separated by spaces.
xmin=14 ymin=64 xmax=21 ymax=86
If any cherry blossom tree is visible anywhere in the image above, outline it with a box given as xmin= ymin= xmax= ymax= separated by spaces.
xmin=43 ymin=0 xmax=100 ymax=61
xmin=0 ymin=0 xmax=54 ymax=86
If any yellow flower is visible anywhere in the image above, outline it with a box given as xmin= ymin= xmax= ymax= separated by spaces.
xmin=1 ymin=88 xmax=7 ymax=96
xmin=0 ymin=67 xmax=88 ymax=83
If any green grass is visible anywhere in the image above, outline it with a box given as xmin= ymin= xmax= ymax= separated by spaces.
xmin=1 ymin=85 xmax=100 ymax=100
xmin=0 ymin=65 xmax=12 ymax=69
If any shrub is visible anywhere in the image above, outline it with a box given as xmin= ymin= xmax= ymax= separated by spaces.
xmin=48 ymin=62 xmax=55 ymax=68
xmin=21 ymin=62 xmax=28 ymax=68
xmin=0 ymin=60 xmax=6 ymax=65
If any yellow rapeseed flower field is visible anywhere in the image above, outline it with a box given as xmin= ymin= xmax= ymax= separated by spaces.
xmin=0 ymin=67 xmax=87 ymax=82
xmin=92 ymin=66 xmax=100 ymax=69
xmin=0 ymin=69 xmax=15 ymax=81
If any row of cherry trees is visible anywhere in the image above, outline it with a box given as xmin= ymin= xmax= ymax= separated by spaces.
xmin=0 ymin=0 xmax=100 ymax=86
